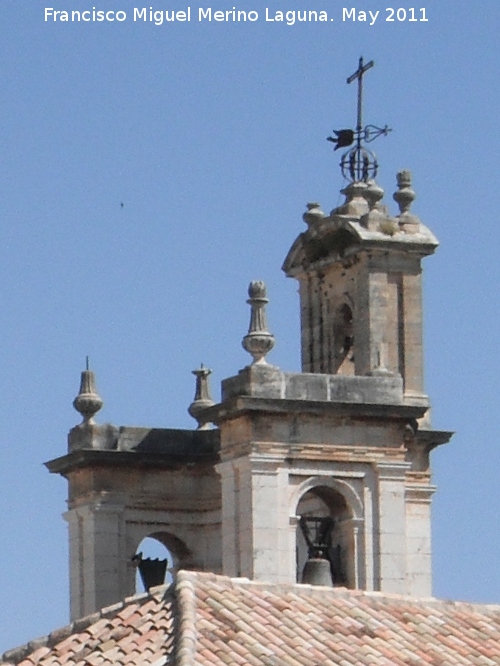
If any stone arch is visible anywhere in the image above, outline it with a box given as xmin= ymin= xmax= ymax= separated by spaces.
xmin=291 ymin=476 xmax=363 ymax=520
xmin=132 ymin=530 xmax=192 ymax=569
xmin=127 ymin=523 xmax=195 ymax=594
xmin=291 ymin=477 xmax=364 ymax=588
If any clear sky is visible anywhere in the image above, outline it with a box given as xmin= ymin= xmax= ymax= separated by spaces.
xmin=1 ymin=0 xmax=499 ymax=653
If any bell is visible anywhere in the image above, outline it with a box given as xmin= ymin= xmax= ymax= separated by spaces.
xmin=301 ymin=557 xmax=333 ymax=586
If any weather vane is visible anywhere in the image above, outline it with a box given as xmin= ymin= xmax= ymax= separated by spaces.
xmin=327 ymin=57 xmax=391 ymax=182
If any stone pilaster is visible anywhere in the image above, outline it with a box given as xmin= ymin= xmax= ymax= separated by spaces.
xmin=376 ymin=461 xmax=411 ymax=594
xmin=217 ymin=453 xmax=289 ymax=584
xmin=405 ymin=476 xmax=435 ymax=597
xmin=65 ymin=496 xmax=126 ymax=621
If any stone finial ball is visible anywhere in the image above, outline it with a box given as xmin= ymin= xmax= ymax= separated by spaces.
xmin=396 ymin=170 xmax=412 ymax=188
xmin=302 ymin=202 xmax=325 ymax=227
xmin=248 ymin=281 xmax=266 ymax=299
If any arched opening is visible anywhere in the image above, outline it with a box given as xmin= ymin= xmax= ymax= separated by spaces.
xmin=332 ymin=303 xmax=354 ymax=375
xmin=133 ymin=532 xmax=191 ymax=593
xmin=296 ymin=486 xmax=354 ymax=587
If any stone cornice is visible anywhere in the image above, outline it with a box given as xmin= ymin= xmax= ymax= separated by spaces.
xmin=45 ymin=446 xmax=219 ymax=477
xmin=282 ymin=217 xmax=438 ymax=278
xmin=205 ymin=395 xmax=427 ymax=425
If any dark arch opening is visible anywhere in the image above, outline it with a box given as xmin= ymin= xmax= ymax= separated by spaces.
xmin=134 ymin=532 xmax=191 ymax=592
xmin=296 ymin=485 xmax=354 ymax=587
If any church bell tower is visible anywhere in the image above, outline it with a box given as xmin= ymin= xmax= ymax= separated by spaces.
xmin=47 ymin=59 xmax=452 ymax=622
xmin=211 ymin=57 xmax=452 ymax=597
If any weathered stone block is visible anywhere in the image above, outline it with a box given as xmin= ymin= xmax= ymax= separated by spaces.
xmin=221 ymin=365 xmax=285 ymax=400
xmin=329 ymin=375 xmax=404 ymax=404
xmin=284 ymin=374 xmax=328 ymax=401
xmin=68 ymin=423 xmax=119 ymax=452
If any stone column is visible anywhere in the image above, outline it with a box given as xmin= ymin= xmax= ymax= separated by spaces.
xmin=367 ymin=270 xmax=389 ymax=375
xmin=353 ymin=260 xmax=371 ymax=375
xmin=401 ymin=269 xmax=424 ymax=397
xmin=310 ymin=274 xmax=323 ymax=373
xmin=299 ymin=276 xmax=313 ymax=373
xmin=405 ymin=479 xmax=435 ymax=597
xmin=376 ymin=461 xmax=411 ymax=594
xmin=363 ymin=472 xmax=376 ymax=591
xmin=216 ymin=460 xmax=240 ymax=577
xmin=218 ymin=454 xmax=289 ymax=584
xmin=65 ymin=496 xmax=126 ymax=620
xmin=351 ymin=517 xmax=366 ymax=589
xmin=250 ymin=461 xmax=289 ymax=583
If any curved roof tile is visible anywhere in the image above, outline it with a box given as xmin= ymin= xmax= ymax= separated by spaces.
xmin=3 ymin=571 xmax=500 ymax=666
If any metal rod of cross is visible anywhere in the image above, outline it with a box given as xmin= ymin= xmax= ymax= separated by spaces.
xmin=346 ymin=56 xmax=374 ymax=150
xmin=327 ymin=57 xmax=392 ymax=182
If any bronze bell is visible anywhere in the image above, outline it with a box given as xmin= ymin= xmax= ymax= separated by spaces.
xmin=301 ymin=557 xmax=333 ymax=586
xmin=299 ymin=516 xmax=335 ymax=586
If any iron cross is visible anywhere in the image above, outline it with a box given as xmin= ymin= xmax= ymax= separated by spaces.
xmin=346 ymin=57 xmax=375 ymax=146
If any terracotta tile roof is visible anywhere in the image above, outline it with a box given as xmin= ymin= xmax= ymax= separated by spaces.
xmin=1 ymin=588 xmax=175 ymax=666
xmin=3 ymin=571 xmax=500 ymax=666
xmin=177 ymin=572 xmax=500 ymax=666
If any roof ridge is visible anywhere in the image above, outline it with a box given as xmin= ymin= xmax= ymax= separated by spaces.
xmin=1 ymin=584 xmax=172 ymax=665
xmin=174 ymin=570 xmax=199 ymax=666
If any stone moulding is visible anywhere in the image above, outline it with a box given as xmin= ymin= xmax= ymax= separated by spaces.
xmin=204 ymin=395 xmax=428 ymax=425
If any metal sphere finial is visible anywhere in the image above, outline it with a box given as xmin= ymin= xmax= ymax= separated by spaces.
xmin=327 ymin=57 xmax=391 ymax=184
xmin=340 ymin=145 xmax=379 ymax=182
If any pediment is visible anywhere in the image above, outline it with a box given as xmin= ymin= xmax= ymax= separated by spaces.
xmin=282 ymin=225 xmax=360 ymax=276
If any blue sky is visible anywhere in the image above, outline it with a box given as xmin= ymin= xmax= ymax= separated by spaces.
xmin=1 ymin=0 xmax=499 ymax=652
